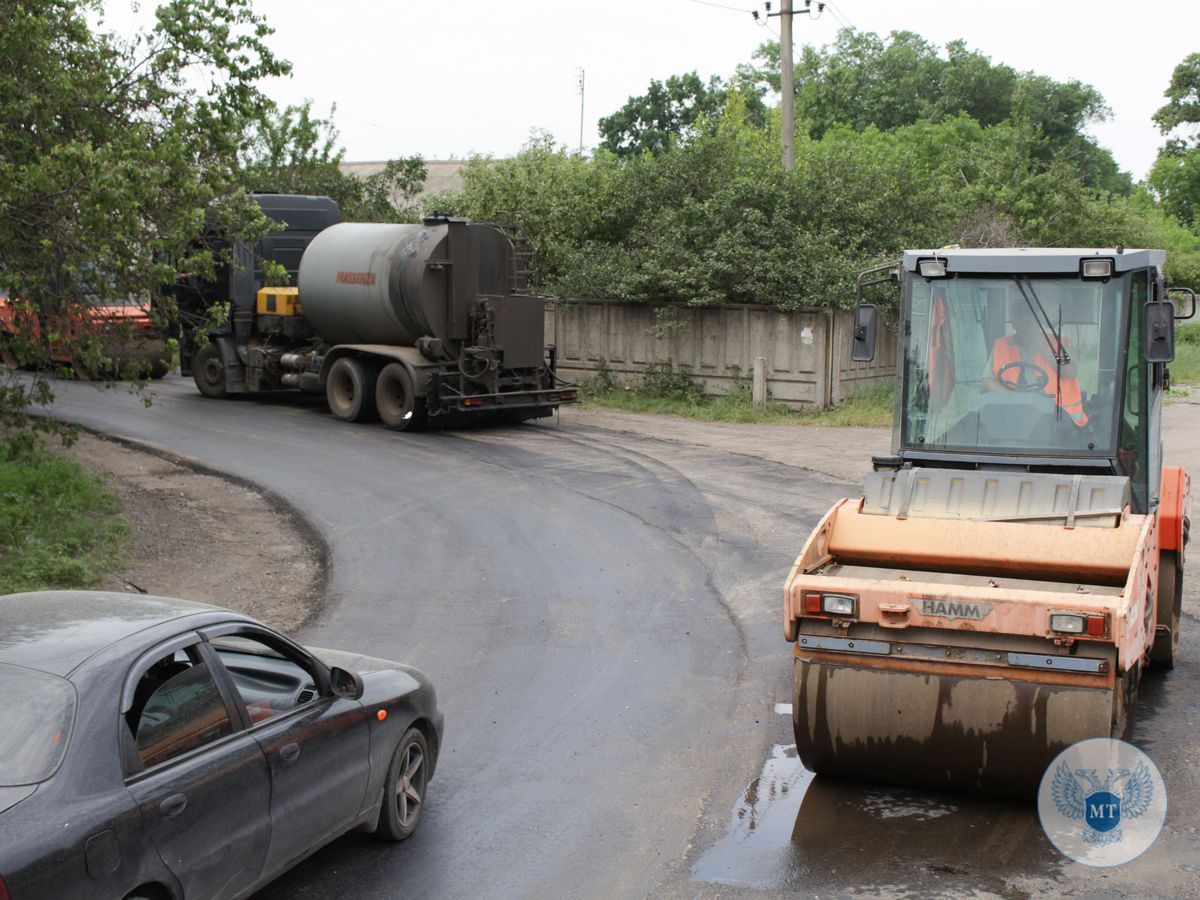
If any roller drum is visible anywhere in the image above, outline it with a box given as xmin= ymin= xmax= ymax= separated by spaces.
xmin=793 ymin=657 xmax=1119 ymax=797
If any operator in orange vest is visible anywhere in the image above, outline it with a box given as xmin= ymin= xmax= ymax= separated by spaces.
xmin=983 ymin=301 xmax=1089 ymax=426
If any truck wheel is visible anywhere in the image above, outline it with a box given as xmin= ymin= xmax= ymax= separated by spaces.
xmin=1150 ymin=552 xmax=1182 ymax=671
xmin=192 ymin=343 xmax=227 ymax=398
xmin=326 ymin=357 xmax=379 ymax=423
xmin=376 ymin=363 xmax=427 ymax=431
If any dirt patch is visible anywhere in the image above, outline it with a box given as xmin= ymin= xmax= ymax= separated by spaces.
xmin=60 ymin=431 xmax=326 ymax=633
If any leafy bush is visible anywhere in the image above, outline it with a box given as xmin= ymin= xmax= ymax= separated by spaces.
xmin=578 ymin=356 xmax=619 ymax=395
xmin=638 ymin=360 xmax=705 ymax=402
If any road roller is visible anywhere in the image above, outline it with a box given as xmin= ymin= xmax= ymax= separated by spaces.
xmin=176 ymin=194 xmax=576 ymax=429
xmin=784 ymin=248 xmax=1194 ymax=796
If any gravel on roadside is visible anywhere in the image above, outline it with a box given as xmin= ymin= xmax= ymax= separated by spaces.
xmin=61 ymin=431 xmax=325 ymax=633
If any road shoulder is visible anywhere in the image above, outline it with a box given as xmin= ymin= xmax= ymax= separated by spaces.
xmin=63 ymin=431 xmax=326 ymax=632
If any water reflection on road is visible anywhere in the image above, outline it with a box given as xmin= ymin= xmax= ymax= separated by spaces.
xmin=694 ymin=744 xmax=1064 ymax=896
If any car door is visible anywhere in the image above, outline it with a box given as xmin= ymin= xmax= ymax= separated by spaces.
xmin=121 ymin=636 xmax=271 ymax=900
xmin=202 ymin=626 xmax=371 ymax=877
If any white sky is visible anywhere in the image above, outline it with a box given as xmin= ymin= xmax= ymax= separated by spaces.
xmin=99 ymin=1 xmax=1196 ymax=181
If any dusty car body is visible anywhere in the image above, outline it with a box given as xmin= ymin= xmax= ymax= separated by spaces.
xmin=0 ymin=591 xmax=442 ymax=900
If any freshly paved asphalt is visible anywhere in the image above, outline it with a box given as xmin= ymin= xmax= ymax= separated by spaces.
xmin=43 ymin=378 xmax=1200 ymax=898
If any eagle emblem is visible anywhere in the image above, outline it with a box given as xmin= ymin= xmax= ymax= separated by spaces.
xmin=1051 ymin=761 xmax=1155 ymax=845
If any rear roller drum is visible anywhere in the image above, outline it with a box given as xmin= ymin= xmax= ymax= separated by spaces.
xmin=1150 ymin=552 xmax=1182 ymax=671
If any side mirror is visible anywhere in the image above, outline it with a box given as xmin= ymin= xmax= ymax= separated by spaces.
xmin=1143 ymin=301 xmax=1175 ymax=363
xmin=851 ymin=304 xmax=879 ymax=362
xmin=329 ymin=666 xmax=364 ymax=700
xmin=1168 ymin=287 xmax=1197 ymax=321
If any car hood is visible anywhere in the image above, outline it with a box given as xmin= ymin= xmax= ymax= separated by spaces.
xmin=306 ymin=646 xmax=424 ymax=679
xmin=0 ymin=784 xmax=37 ymax=816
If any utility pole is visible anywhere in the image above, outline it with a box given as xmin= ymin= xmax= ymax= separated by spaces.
xmin=754 ymin=1 xmax=826 ymax=170
xmin=577 ymin=68 xmax=586 ymax=156
xmin=780 ymin=1 xmax=794 ymax=169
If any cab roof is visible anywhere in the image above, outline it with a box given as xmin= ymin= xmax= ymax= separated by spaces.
xmin=903 ymin=247 xmax=1164 ymax=275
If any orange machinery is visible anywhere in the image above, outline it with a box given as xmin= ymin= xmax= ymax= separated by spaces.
xmin=784 ymin=248 xmax=1194 ymax=795
xmin=0 ymin=293 xmax=168 ymax=379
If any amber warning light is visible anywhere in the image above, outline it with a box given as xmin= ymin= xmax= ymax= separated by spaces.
xmin=377 ymin=710 xmax=388 ymax=721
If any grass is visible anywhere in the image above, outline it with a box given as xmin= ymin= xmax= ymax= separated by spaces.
xmin=1171 ymin=321 xmax=1200 ymax=386
xmin=581 ymin=378 xmax=896 ymax=428
xmin=0 ymin=435 xmax=129 ymax=592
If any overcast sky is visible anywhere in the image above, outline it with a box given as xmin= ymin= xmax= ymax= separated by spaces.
xmin=100 ymin=1 xmax=1195 ymax=181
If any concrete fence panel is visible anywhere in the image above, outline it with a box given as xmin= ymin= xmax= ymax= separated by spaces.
xmin=545 ymin=299 xmax=896 ymax=409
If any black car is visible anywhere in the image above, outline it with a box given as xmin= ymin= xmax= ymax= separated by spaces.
xmin=0 ymin=591 xmax=443 ymax=900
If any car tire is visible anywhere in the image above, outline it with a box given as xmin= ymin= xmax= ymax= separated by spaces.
xmin=192 ymin=343 xmax=226 ymax=398
xmin=326 ymin=357 xmax=379 ymax=423
xmin=376 ymin=727 xmax=429 ymax=841
xmin=376 ymin=362 xmax=427 ymax=431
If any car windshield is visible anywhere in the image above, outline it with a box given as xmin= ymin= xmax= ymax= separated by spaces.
xmin=902 ymin=274 xmax=1127 ymax=457
xmin=0 ymin=664 xmax=76 ymax=785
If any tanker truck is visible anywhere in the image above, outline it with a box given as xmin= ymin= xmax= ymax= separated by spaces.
xmin=784 ymin=247 xmax=1194 ymax=796
xmin=180 ymin=194 xmax=576 ymax=429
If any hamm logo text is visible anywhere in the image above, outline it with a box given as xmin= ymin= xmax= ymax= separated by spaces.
xmin=919 ymin=598 xmax=993 ymax=621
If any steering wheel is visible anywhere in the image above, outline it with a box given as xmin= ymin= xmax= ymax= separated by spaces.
xmin=996 ymin=360 xmax=1050 ymax=393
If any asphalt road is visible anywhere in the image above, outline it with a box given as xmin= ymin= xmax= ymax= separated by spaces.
xmin=43 ymin=377 xmax=1200 ymax=899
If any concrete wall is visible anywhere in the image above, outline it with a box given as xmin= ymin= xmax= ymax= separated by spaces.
xmin=545 ymin=299 xmax=896 ymax=409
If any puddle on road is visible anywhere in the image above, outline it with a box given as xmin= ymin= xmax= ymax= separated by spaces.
xmin=693 ymin=743 xmax=1057 ymax=894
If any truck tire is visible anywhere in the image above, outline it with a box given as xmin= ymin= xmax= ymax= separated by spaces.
xmin=376 ymin=362 xmax=427 ymax=431
xmin=192 ymin=343 xmax=227 ymax=398
xmin=1150 ymin=552 xmax=1182 ymax=671
xmin=326 ymin=357 xmax=379 ymax=423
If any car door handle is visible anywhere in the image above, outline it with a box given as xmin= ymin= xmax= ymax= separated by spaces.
xmin=159 ymin=794 xmax=188 ymax=819
xmin=279 ymin=743 xmax=301 ymax=767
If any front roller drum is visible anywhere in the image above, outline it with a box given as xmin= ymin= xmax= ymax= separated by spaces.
xmin=793 ymin=657 xmax=1120 ymax=797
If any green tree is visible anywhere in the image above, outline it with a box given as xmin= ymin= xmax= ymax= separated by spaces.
xmin=598 ymin=71 xmax=766 ymax=157
xmin=1 ymin=0 xmax=289 ymax=430
xmin=1152 ymin=53 xmax=1200 ymax=137
xmin=748 ymin=28 xmax=1125 ymax=192
xmin=1148 ymin=54 xmax=1200 ymax=228
xmin=241 ymin=100 xmax=427 ymax=222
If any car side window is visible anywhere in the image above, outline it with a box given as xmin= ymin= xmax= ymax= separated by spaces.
xmin=127 ymin=647 xmax=234 ymax=769
xmin=211 ymin=634 xmax=320 ymax=724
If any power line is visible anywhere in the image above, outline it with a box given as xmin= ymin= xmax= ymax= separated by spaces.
xmin=686 ymin=0 xmax=758 ymax=12
xmin=823 ymin=1 xmax=854 ymax=29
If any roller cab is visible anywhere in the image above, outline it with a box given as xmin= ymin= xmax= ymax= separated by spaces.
xmin=786 ymin=248 xmax=1194 ymax=795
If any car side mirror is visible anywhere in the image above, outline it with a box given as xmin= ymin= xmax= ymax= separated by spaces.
xmin=1143 ymin=301 xmax=1175 ymax=363
xmin=330 ymin=666 xmax=364 ymax=700
xmin=851 ymin=304 xmax=879 ymax=362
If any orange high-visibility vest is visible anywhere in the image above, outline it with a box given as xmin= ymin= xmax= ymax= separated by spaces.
xmin=992 ymin=335 xmax=1088 ymax=426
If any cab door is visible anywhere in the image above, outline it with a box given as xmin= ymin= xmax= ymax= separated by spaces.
xmin=122 ymin=637 xmax=270 ymax=900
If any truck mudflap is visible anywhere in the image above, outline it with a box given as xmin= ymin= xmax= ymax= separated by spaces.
xmin=793 ymin=652 xmax=1121 ymax=797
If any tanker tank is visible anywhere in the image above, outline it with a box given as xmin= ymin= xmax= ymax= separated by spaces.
xmin=297 ymin=221 xmax=515 ymax=348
